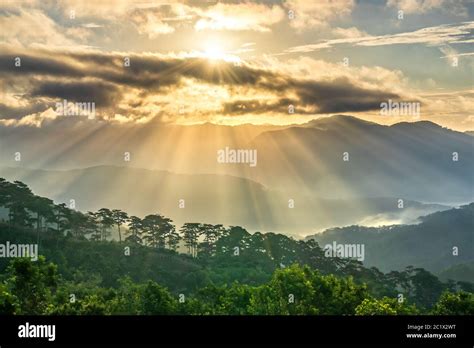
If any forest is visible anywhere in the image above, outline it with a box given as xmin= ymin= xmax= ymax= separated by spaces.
xmin=0 ymin=178 xmax=473 ymax=315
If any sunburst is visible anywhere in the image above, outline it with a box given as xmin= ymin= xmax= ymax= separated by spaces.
xmin=201 ymin=41 xmax=241 ymax=64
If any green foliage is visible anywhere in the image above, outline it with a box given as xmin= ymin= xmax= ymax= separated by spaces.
xmin=0 ymin=178 xmax=472 ymax=316
xmin=2 ymin=256 xmax=474 ymax=316
xmin=140 ymin=281 xmax=177 ymax=314
xmin=0 ymin=283 xmax=19 ymax=314
xmin=355 ymin=297 xmax=419 ymax=315
xmin=249 ymin=265 xmax=368 ymax=315
xmin=108 ymin=277 xmax=143 ymax=314
xmin=431 ymin=291 xmax=474 ymax=315
xmin=3 ymin=256 xmax=58 ymax=314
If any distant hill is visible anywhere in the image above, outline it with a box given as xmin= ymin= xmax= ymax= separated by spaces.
xmin=438 ymin=262 xmax=474 ymax=283
xmin=249 ymin=115 xmax=474 ymax=202
xmin=0 ymin=115 xmax=470 ymax=235
xmin=0 ymin=166 xmax=450 ymax=236
xmin=1 ymin=115 xmax=472 ymax=204
xmin=307 ymin=204 xmax=474 ymax=278
xmin=0 ymin=121 xmax=286 ymax=174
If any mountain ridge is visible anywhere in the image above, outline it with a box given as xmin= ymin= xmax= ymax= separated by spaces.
xmin=307 ymin=203 xmax=474 ymax=277
xmin=0 ymin=165 xmax=452 ymax=236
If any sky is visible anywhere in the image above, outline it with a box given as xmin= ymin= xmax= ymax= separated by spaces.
xmin=0 ymin=0 xmax=473 ymax=130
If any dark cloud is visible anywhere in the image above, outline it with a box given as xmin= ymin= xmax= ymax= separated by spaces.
xmin=0 ymin=48 xmax=403 ymax=121
xmin=223 ymin=77 xmax=401 ymax=115
xmin=222 ymin=98 xmax=297 ymax=115
xmin=291 ymin=77 xmax=401 ymax=113
xmin=0 ymin=49 xmax=276 ymax=89
xmin=0 ymin=102 xmax=49 ymax=120
xmin=30 ymin=80 xmax=120 ymax=108
xmin=0 ymin=54 xmax=83 ymax=77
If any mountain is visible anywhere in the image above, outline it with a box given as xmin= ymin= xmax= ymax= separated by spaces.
xmin=304 ymin=114 xmax=380 ymax=129
xmin=438 ymin=262 xmax=474 ymax=283
xmin=2 ymin=115 xmax=471 ymax=204
xmin=307 ymin=204 xmax=474 ymax=277
xmin=1 ymin=115 xmax=470 ymax=233
xmin=0 ymin=121 xmax=285 ymax=174
xmin=247 ymin=115 xmax=474 ymax=202
xmin=0 ymin=166 xmax=449 ymax=236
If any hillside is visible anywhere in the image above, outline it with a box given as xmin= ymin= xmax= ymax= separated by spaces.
xmin=0 ymin=166 xmax=450 ymax=236
xmin=0 ymin=178 xmax=472 ymax=315
xmin=249 ymin=115 xmax=473 ymax=202
xmin=1 ymin=115 xmax=472 ymax=205
xmin=439 ymin=262 xmax=474 ymax=283
xmin=308 ymin=204 xmax=474 ymax=277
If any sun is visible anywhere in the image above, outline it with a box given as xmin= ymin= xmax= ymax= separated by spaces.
xmin=200 ymin=41 xmax=241 ymax=64
xmin=204 ymin=43 xmax=226 ymax=61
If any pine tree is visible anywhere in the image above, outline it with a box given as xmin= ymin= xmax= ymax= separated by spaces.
xmin=111 ymin=209 xmax=129 ymax=242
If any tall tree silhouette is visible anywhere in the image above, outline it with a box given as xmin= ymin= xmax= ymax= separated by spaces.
xmin=4 ymin=181 xmax=34 ymax=226
xmin=180 ymin=223 xmax=201 ymax=257
xmin=142 ymin=214 xmax=175 ymax=249
xmin=199 ymin=224 xmax=226 ymax=256
xmin=126 ymin=216 xmax=144 ymax=244
xmin=167 ymin=228 xmax=181 ymax=252
xmin=54 ymin=203 xmax=71 ymax=235
xmin=29 ymin=196 xmax=55 ymax=245
xmin=96 ymin=208 xmax=114 ymax=241
xmin=87 ymin=211 xmax=102 ymax=241
xmin=112 ymin=209 xmax=129 ymax=243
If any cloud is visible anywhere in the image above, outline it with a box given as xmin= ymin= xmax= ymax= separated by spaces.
xmin=0 ymin=9 xmax=77 ymax=47
xmin=283 ymin=0 xmax=354 ymax=30
xmin=420 ymin=90 xmax=474 ymax=119
xmin=0 ymin=51 xmax=84 ymax=78
xmin=52 ymin=0 xmax=139 ymax=19
xmin=194 ymin=3 xmax=285 ymax=32
xmin=0 ymin=0 xmax=287 ymax=45
xmin=0 ymin=2 xmax=195 ymax=48
xmin=0 ymin=101 xmax=49 ymax=120
xmin=226 ymin=67 xmax=404 ymax=115
xmin=30 ymin=80 xmax=120 ymax=107
xmin=332 ymin=26 xmax=368 ymax=39
xmin=291 ymin=77 xmax=400 ymax=113
xmin=387 ymin=0 xmax=468 ymax=16
xmin=440 ymin=52 xmax=474 ymax=58
xmin=82 ymin=23 xmax=104 ymax=28
xmin=129 ymin=4 xmax=188 ymax=38
xmin=0 ymin=47 xmax=407 ymax=125
xmin=134 ymin=17 xmax=175 ymax=37
xmin=221 ymin=76 xmax=401 ymax=115
xmin=0 ymin=107 xmax=59 ymax=127
xmin=222 ymin=98 xmax=296 ymax=115
xmin=285 ymin=21 xmax=474 ymax=53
